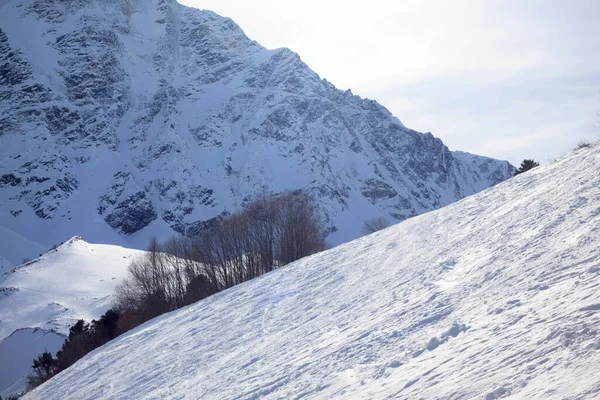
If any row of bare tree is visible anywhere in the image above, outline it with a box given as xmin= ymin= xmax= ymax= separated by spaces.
xmin=27 ymin=191 xmax=393 ymax=394
xmin=115 ymin=190 xmax=326 ymax=320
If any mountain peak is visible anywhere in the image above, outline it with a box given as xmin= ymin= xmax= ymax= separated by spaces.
xmin=0 ymin=0 xmax=513 ymax=262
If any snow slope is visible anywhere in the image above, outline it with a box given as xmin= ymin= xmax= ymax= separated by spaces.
xmin=0 ymin=237 xmax=144 ymax=397
xmin=0 ymin=0 xmax=513 ymax=263
xmin=26 ymin=146 xmax=600 ymax=399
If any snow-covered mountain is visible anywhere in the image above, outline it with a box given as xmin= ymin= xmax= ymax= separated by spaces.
xmin=25 ymin=145 xmax=600 ymax=399
xmin=0 ymin=0 xmax=513 ymax=267
xmin=0 ymin=237 xmax=143 ymax=397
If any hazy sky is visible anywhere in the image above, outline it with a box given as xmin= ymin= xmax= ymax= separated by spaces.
xmin=182 ymin=0 xmax=600 ymax=165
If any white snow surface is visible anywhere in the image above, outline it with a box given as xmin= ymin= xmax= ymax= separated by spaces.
xmin=0 ymin=237 xmax=143 ymax=396
xmin=0 ymin=237 xmax=143 ymax=339
xmin=26 ymin=146 xmax=600 ymax=399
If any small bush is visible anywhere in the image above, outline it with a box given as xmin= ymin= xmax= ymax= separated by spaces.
xmin=575 ymin=140 xmax=592 ymax=150
xmin=184 ymin=274 xmax=217 ymax=305
xmin=514 ymin=159 xmax=540 ymax=176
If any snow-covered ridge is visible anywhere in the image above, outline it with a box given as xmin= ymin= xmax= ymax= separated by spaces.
xmin=0 ymin=0 xmax=513 ymax=262
xmin=0 ymin=236 xmax=142 ymax=339
xmin=0 ymin=237 xmax=144 ymax=396
xmin=27 ymin=145 xmax=600 ymax=399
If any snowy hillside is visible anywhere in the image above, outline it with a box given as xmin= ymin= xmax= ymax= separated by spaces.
xmin=0 ymin=237 xmax=143 ymax=397
xmin=0 ymin=0 xmax=513 ymax=265
xmin=26 ymin=146 xmax=600 ymax=399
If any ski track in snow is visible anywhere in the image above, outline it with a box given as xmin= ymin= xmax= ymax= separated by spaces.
xmin=25 ymin=147 xmax=600 ymax=399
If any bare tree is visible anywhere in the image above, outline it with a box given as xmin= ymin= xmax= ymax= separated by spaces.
xmin=161 ymin=237 xmax=189 ymax=309
xmin=246 ymin=192 xmax=278 ymax=274
xmin=115 ymin=237 xmax=176 ymax=319
xmin=188 ymin=190 xmax=325 ymax=289
xmin=275 ymin=191 xmax=325 ymax=265
xmin=362 ymin=217 xmax=389 ymax=235
xmin=115 ymin=189 xmax=326 ymax=323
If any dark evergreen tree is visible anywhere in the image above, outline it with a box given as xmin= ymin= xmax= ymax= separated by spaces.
xmin=29 ymin=309 xmax=127 ymax=391
xmin=514 ymin=159 xmax=540 ymax=175
xmin=91 ymin=309 xmax=120 ymax=347
xmin=28 ymin=352 xmax=57 ymax=389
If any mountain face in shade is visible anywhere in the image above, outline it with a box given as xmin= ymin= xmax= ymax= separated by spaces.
xmin=0 ymin=0 xmax=513 ymax=263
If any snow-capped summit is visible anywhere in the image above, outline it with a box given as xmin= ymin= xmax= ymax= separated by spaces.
xmin=0 ymin=0 xmax=513 ymax=265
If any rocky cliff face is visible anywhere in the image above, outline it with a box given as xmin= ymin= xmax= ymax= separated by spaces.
xmin=0 ymin=0 xmax=514 ymax=259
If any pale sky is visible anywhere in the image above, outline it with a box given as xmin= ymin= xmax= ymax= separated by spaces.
xmin=182 ymin=0 xmax=600 ymax=165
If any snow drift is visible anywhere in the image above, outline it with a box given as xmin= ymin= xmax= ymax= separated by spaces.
xmin=26 ymin=146 xmax=600 ymax=399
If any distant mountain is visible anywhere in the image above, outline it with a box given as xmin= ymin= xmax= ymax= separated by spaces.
xmin=0 ymin=237 xmax=143 ymax=397
xmin=0 ymin=0 xmax=513 ymax=266
xmin=25 ymin=144 xmax=600 ymax=399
